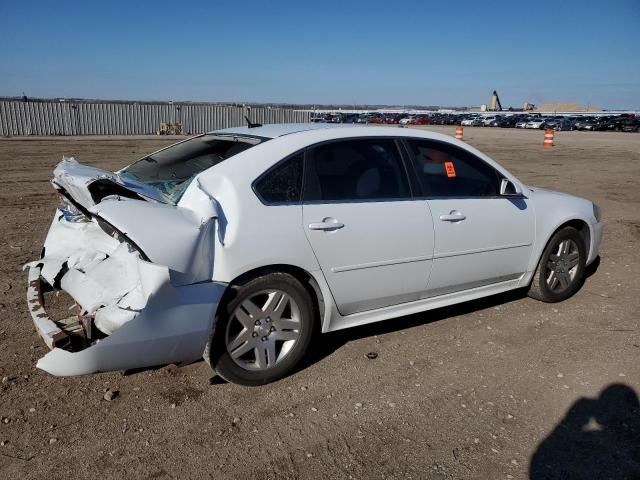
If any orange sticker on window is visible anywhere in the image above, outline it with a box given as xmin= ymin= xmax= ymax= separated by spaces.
xmin=444 ymin=161 xmax=456 ymax=178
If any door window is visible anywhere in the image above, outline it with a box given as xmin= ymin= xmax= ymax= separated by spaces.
xmin=405 ymin=140 xmax=501 ymax=197
xmin=304 ymin=139 xmax=410 ymax=202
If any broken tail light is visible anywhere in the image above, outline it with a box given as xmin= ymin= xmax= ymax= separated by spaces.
xmin=58 ymin=194 xmax=89 ymax=223
xmin=95 ymin=218 xmax=150 ymax=261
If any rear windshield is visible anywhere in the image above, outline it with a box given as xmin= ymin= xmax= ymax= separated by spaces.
xmin=120 ymin=134 xmax=263 ymax=204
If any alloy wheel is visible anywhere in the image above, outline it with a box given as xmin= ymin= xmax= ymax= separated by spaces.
xmin=225 ymin=289 xmax=301 ymax=371
xmin=545 ymin=239 xmax=580 ymax=293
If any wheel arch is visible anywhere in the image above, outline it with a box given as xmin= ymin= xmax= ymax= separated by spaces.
xmin=216 ymin=264 xmax=326 ymax=334
xmin=529 ymin=217 xmax=592 ymax=277
xmin=204 ymin=263 xmax=328 ymax=369
xmin=558 ymin=219 xmax=591 ymax=253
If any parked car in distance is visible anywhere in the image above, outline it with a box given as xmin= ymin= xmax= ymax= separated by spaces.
xmin=410 ymin=115 xmax=432 ymax=125
xmin=355 ymin=114 xmax=375 ymax=124
xmin=621 ymin=118 xmax=639 ymax=132
xmin=498 ymin=116 xmax=518 ymax=128
xmin=552 ymin=118 xmax=576 ymax=131
xmin=430 ymin=115 xmax=460 ymax=126
xmin=461 ymin=117 xmax=482 ymax=126
xmin=481 ymin=116 xmax=497 ymax=127
xmin=27 ymin=123 xmax=602 ymax=385
xmin=574 ymin=117 xmax=598 ymax=131
xmin=525 ymin=119 xmax=547 ymax=129
xmin=601 ymin=116 xmax=629 ymax=131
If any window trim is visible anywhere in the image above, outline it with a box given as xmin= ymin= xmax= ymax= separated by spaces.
xmin=126 ymin=133 xmax=264 ymax=170
xmin=400 ymin=137 xmax=523 ymax=200
xmin=396 ymin=137 xmax=422 ymax=196
xmin=251 ymin=150 xmax=306 ymax=206
xmin=301 ymin=136 xmax=415 ymax=205
xmin=252 ymin=136 xmax=527 ymax=206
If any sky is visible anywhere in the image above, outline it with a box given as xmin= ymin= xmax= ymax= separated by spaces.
xmin=0 ymin=0 xmax=639 ymax=109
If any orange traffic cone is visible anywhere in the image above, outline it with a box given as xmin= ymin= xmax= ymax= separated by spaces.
xmin=455 ymin=126 xmax=464 ymax=141
xmin=543 ymin=129 xmax=554 ymax=148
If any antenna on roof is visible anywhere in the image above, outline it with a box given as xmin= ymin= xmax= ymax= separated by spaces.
xmin=244 ymin=115 xmax=262 ymax=129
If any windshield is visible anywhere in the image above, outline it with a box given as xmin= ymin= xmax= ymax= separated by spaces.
xmin=120 ymin=134 xmax=264 ymax=204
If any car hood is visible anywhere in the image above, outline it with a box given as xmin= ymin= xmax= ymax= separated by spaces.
xmin=526 ymin=185 xmax=592 ymax=207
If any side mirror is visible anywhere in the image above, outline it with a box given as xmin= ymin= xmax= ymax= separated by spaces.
xmin=500 ymin=178 xmax=523 ymax=196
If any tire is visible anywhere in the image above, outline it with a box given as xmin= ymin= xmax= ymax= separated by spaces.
xmin=208 ymin=272 xmax=315 ymax=386
xmin=528 ymin=226 xmax=587 ymax=302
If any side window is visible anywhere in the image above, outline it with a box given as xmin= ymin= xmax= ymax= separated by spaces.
xmin=304 ymin=139 xmax=410 ymax=202
xmin=254 ymin=153 xmax=303 ymax=204
xmin=406 ymin=139 xmax=500 ymax=197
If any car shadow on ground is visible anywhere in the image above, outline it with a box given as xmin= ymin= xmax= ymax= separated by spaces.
xmin=302 ymin=287 xmax=528 ymax=370
xmin=200 ymin=259 xmax=600 ymax=385
xmin=529 ymin=383 xmax=640 ymax=479
xmin=203 ymin=286 xmax=531 ymax=385
xmin=299 ymin=257 xmax=601 ymax=374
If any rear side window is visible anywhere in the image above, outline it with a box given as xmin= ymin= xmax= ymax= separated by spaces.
xmin=406 ymin=139 xmax=500 ymax=197
xmin=304 ymin=139 xmax=410 ymax=202
xmin=254 ymin=153 xmax=304 ymax=204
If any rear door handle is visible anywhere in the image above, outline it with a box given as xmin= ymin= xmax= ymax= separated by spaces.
xmin=308 ymin=218 xmax=344 ymax=231
xmin=439 ymin=210 xmax=466 ymax=222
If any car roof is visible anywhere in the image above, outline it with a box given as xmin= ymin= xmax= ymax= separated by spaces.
xmin=210 ymin=123 xmax=470 ymax=148
xmin=211 ymin=122 xmax=351 ymax=139
xmin=190 ymin=123 xmax=520 ymax=199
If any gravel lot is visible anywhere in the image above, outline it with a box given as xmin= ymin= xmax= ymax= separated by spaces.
xmin=0 ymin=127 xmax=638 ymax=479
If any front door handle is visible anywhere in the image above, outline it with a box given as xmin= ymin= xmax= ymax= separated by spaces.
xmin=308 ymin=217 xmax=344 ymax=231
xmin=439 ymin=210 xmax=466 ymax=222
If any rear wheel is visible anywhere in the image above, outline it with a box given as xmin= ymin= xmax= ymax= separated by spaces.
xmin=209 ymin=272 xmax=315 ymax=386
xmin=528 ymin=226 xmax=587 ymax=302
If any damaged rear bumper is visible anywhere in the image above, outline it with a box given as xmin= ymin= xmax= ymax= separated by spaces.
xmin=27 ymin=265 xmax=69 ymax=349
xmin=27 ymin=265 xmax=225 ymax=376
xmin=26 ymin=210 xmax=226 ymax=376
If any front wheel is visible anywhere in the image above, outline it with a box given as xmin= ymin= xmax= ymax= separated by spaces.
xmin=209 ymin=272 xmax=316 ymax=386
xmin=528 ymin=226 xmax=587 ymax=302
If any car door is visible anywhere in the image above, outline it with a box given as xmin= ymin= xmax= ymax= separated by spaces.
xmin=403 ymin=138 xmax=534 ymax=297
xmin=302 ymin=138 xmax=435 ymax=316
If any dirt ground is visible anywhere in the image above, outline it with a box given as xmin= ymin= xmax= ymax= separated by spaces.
xmin=0 ymin=127 xmax=638 ymax=479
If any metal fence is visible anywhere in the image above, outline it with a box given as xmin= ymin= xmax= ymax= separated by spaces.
xmin=0 ymin=100 xmax=312 ymax=136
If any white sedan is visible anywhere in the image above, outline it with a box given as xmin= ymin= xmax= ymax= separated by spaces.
xmin=526 ymin=119 xmax=547 ymax=129
xmin=461 ymin=118 xmax=483 ymax=126
xmin=480 ymin=116 xmax=497 ymax=126
xmin=27 ymin=124 xmax=602 ymax=385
